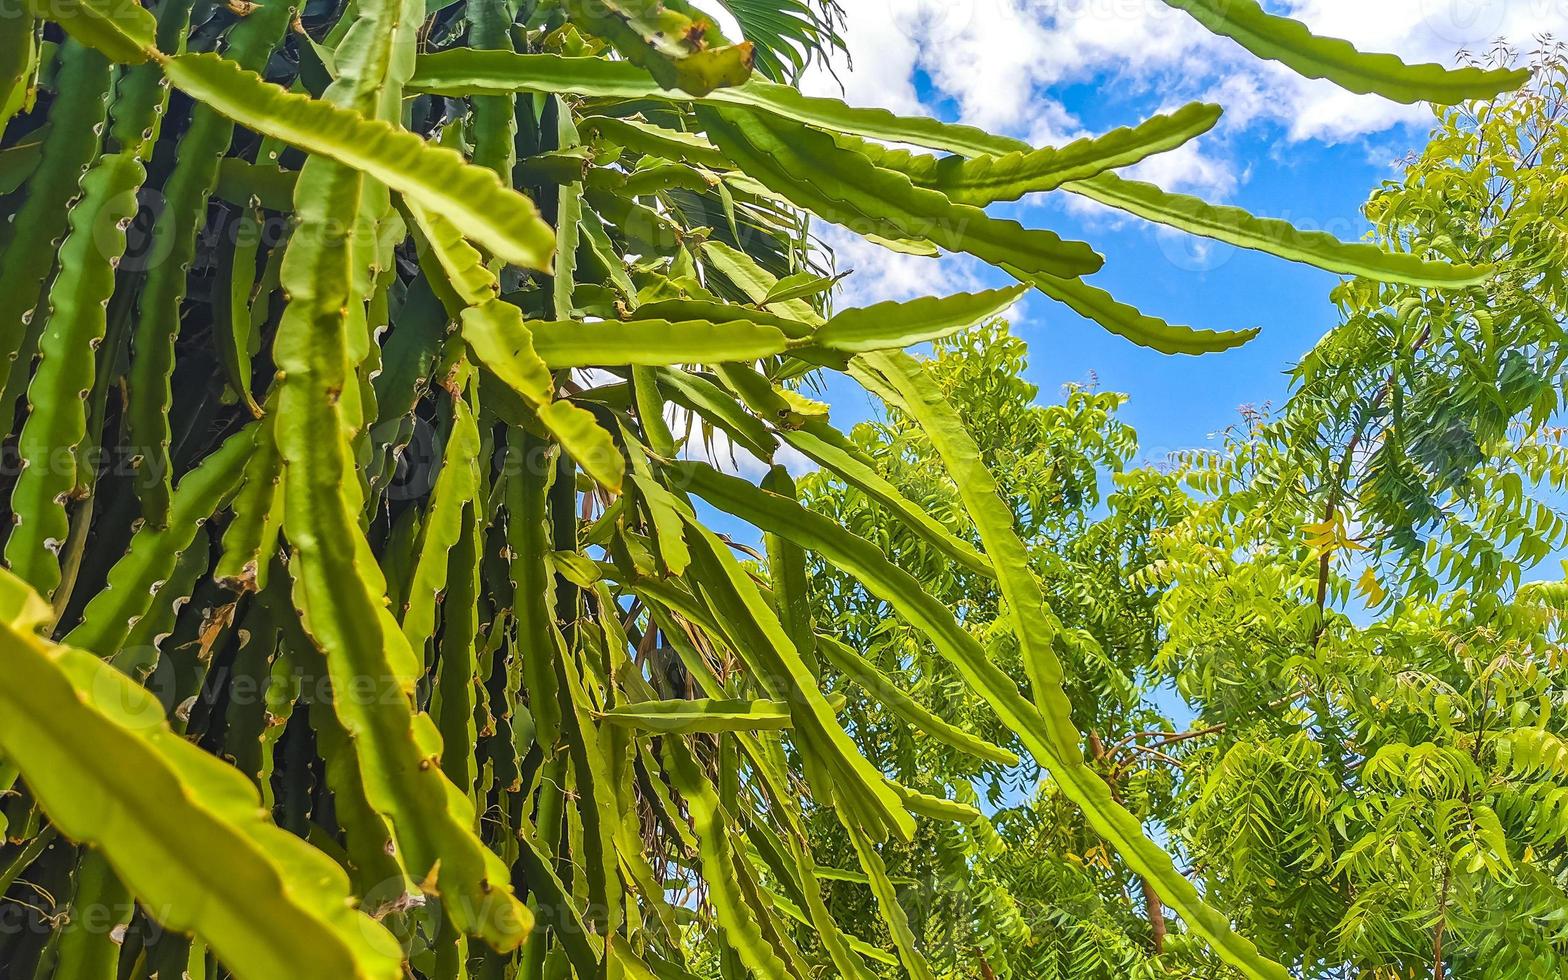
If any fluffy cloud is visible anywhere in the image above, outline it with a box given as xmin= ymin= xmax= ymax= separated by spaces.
xmin=1125 ymin=138 xmax=1245 ymax=199
xmin=817 ymin=224 xmax=986 ymax=307
xmin=783 ymin=0 xmax=1561 ymax=299
xmin=668 ymin=406 xmax=818 ymax=480
xmin=1268 ymin=0 xmax=1564 ymax=140
xmin=680 ymin=427 xmax=818 ymax=481
xmin=806 ymin=0 xmax=1561 ymax=142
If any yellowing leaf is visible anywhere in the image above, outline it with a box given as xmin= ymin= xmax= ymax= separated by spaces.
xmin=1357 ymin=566 xmax=1386 ymax=606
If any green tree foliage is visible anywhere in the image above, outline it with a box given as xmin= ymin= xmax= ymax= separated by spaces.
xmin=1291 ymin=46 xmax=1568 ymax=607
xmin=795 ymin=45 xmax=1568 ymax=980
xmin=1161 ymin=46 xmax=1568 ymax=977
xmin=0 ymin=1 xmax=1530 ymax=978
xmin=801 ymin=324 xmax=1186 ymax=979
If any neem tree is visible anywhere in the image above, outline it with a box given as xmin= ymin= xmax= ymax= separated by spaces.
xmin=0 ymin=0 xmax=1528 ymax=977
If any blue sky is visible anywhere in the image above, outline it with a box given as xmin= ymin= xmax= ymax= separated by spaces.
xmin=751 ymin=0 xmax=1568 ymax=462
xmin=814 ymin=128 xmax=1389 ymax=464
xmin=984 ymin=134 xmax=1380 ymax=463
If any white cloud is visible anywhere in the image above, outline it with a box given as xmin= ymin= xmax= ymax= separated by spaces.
xmin=574 ymin=368 xmax=621 ymax=389
xmin=1023 ymin=98 xmax=1088 ymax=150
xmin=1267 ymin=0 xmax=1565 ymax=141
xmin=903 ymin=2 xmax=1065 ymax=133
xmin=807 ymin=0 xmax=1561 ymax=147
xmin=668 ymin=406 xmax=818 ymax=480
xmin=799 ymin=0 xmax=924 ymax=115
xmin=1125 ymin=140 xmax=1243 ymax=199
xmin=782 ymin=0 xmax=1561 ymax=309
xmin=819 ymin=224 xmax=986 ymax=307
